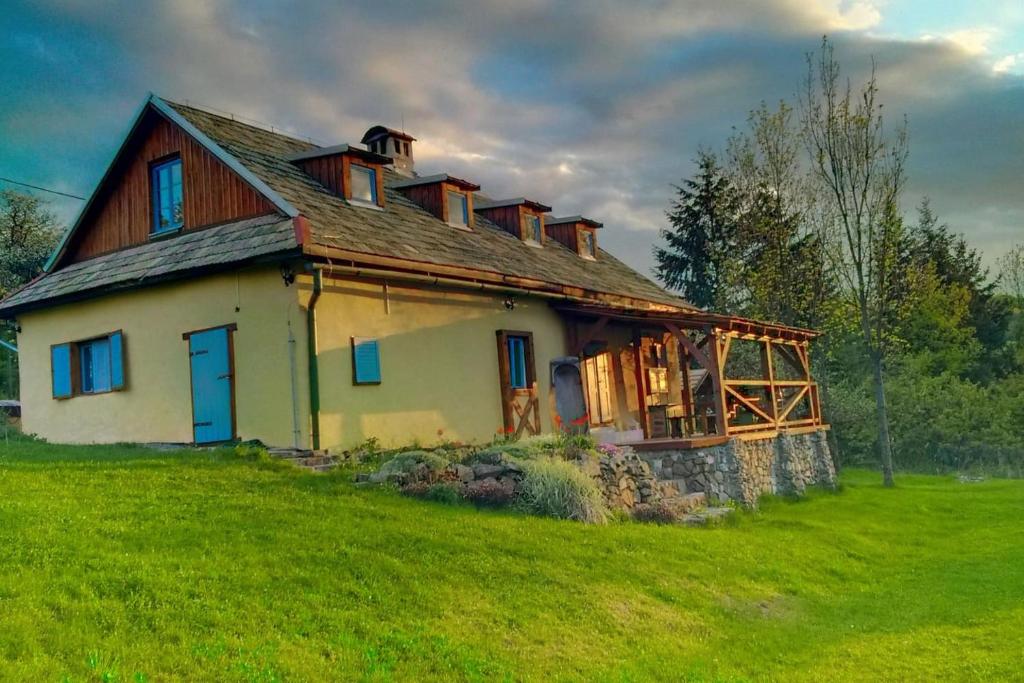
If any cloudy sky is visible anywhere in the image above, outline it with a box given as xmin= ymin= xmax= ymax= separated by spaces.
xmin=2 ymin=0 xmax=1022 ymax=277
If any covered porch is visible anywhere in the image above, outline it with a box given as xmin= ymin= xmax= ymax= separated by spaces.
xmin=557 ymin=303 xmax=827 ymax=450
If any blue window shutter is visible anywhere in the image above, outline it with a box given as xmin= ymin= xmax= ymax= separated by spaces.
xmin=110 ymin=331 xmax=125 ymax=390
xmin=352 ymin=337 xmax=381 ymax=384
xmin=51 ymin=344 xmax=72 ymax=399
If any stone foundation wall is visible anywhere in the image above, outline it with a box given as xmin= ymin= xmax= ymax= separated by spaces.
xmin=638 ymin=429 xmax=836 ymax=506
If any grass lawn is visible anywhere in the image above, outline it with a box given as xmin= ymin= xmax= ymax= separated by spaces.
xmin=0 ymin=437 xmax=1022 ymax=682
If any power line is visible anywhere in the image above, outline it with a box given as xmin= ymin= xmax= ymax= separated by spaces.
xmin=0 ymin=177 xmax=85 ymax=200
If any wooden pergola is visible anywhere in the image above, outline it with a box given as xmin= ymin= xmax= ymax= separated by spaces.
xmin=557 ymin=303 xmax=827 ymax=447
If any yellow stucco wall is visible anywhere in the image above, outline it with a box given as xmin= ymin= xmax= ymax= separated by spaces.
xmin=301 ymin=275 xmax=568 ymax=451
xmin=17 ymin=266 xmax=305 ymax=446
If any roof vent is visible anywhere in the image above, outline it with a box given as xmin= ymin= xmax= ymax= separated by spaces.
xmin=362 ymin=125 xmax=415 ymax=176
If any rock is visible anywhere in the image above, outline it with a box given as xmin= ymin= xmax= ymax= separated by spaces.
xmin=453 ymin=464 xmax=474 ymax=483
xmin=472 ymin=463 xmax=506 ymax=479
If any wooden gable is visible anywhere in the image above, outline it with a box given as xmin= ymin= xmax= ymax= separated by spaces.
xmin=61 ymin=108 xmax=276 ymax=265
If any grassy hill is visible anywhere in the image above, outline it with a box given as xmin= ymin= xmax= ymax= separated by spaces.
xmin=0 ymin=436 xmax=1021 ymax=681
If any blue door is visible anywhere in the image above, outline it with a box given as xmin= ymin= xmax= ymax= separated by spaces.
xmin=188 ymin=326 xmax=234 ymax=443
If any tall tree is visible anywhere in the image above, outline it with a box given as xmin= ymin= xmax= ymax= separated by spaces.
xmin=655 ymin=151 xmax=740 ymax=311
xmin=800 ymin=37 xmax=909 ymax=487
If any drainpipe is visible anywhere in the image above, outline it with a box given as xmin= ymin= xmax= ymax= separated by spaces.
xmin=307 ymin=268 xmax=323 ymax=450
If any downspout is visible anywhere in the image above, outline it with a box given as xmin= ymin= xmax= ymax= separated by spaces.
xmin=307 ymin=268 xmax=323 ymax=450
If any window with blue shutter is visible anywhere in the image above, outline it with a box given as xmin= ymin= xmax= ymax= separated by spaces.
xmin=51 ymin=344 xmax=72 ymax=399
xmin=151 ymin=157 xmax=184 ymax=234
xmin=507 ymin=336 xmax=528 ymax=389
xmin=447 ymin=190 xmax=469 ymax=227
xmin=50 ymin=331 xmax=127 ymax=399
xmin=352 ymin=337 xmax=382 ymax=384
xmin=349 ymin=165 xmax=378 ymax=206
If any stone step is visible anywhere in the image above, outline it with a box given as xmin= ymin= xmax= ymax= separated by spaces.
xmin=267 ymin=447 xmax=338 ymax=473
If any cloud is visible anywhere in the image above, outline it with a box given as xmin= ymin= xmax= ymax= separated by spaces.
xmin=1 ymin=0 xmax=1021 ymax=277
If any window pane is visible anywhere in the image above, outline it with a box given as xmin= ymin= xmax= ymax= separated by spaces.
xmin=447 ymin=191 xmax=467 ymax=225
xmin=526 ymin=215 xmax=542 ymax=242
xmin=350 ymin=165 xmax=376 ymax=203
xmin=80 ymin=339 xmax=112 ymax=393
xmin=80 ymin=344 xmax=93 ymax=393
xmin=583 ymin=230 xmax=595 ymax=256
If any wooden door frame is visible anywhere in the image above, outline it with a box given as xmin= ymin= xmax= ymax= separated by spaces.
xmin=183 ymin=322 xmax=238 ymax=444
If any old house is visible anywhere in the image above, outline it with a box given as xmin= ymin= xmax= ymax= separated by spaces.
xmin=0 ymin=94 xmax=831 ymax=492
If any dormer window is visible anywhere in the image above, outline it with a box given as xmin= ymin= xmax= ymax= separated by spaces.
xmin=544 ymin=215 xmax=603 ymax=259
xmin=447 ymin=190 xmax=469 ymax=228
xmin=581 ymin=229 xmax=596 ymax=259
xmin=390 ymin=174 xmax=479 ymax=229
xmin=151 ymin=156 xmax=183 ymax=234
xmin=350 ymin=164 xmax=378 ymax=206
xmin=525 ymin=214 xmax=543 ymax=245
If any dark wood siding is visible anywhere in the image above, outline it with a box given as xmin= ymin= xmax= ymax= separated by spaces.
xmin=476 ymin=205 xmax=523 ymax=238
xmin=64 ymin=110 xmax=275 ymax=264
xmin=547 ymin=222 xmax=580 ymax=252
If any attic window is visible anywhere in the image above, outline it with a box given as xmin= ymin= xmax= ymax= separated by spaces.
xmin=447 ymin=190 xmax=469 ymax=228
xmin=151 ymin=157 xmax=183 ymax=234
xmin=525 ymin=214 xmax=542 ymax=245
xmin=349 ymin=164 xmax=378 ymax=206
xmin=581 ymin=230 xmax=596 ymax=259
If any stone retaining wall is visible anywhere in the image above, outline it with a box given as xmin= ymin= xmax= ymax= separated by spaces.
xmin=638 ymin=429 xmax=836 ymax=506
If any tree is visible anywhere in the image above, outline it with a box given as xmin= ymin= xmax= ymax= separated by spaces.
xmin=0 ymin=189 xmax=62 ymax=296
xmin=998 ymin=244 xmax=1024 ymax=304
xmin=655 ymin=151 xmax=741 ymax=311
xmin=800 ymin=37 xmax=909 ymax=487
xmin=0 ymin=189 xmax=63 ymax=399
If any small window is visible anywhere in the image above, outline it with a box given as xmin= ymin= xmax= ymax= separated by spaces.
xmin=584 ymin=352 xmax=613 ymax=425
xmin=447 ymin=191 xmax=469 ymax=227
xmin=525 ymin=215 xmax=542 ymax=244
xmin=350 ymin=164 xmax=378 ymax=205
xmin=403 ymin=141 xmax=410 ymax=156
xmin=51 ymin=331 xmax=126 ymax=399
xmin=352 ymin=337 xmax=382 ymax=384
xmin=581 ymin=230 xmax=596 ymax=258
xmin=151 ymin=157 xmax=183 ymax=234
xmin=507 ymin=336 xmax=528 ymax=389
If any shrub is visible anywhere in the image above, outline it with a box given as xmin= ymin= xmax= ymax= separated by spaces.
xmin=379 ymin=450 xmax=449 ymax=477
xmin=400 ymin=481 xmax=462 ymax=504
xmin=632 ymin=502 xmax=682 ymax=525
xmin=517 ymin=457 xmax=608 ymax=524
xmin=463 ymin=479 xmax=516 ymax=507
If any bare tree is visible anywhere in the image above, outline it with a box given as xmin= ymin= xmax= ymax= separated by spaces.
xmin=800 ymin=37 xmax=909 ymax=487
xmin=998 ymin=244 xmax=1024 ymax=304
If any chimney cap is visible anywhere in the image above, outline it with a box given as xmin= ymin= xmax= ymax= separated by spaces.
xmin=389 ymin=173 xmax=480 ymax=192
xmin=284 ymin=143 xmax=391 ymax=165
xmin=546 ymin=215 xmax=604 ymax=229
xmin=362 ymin=125 xmax=416 ymax=144
xmin=475 ymin=197 xmax=552 ymax=213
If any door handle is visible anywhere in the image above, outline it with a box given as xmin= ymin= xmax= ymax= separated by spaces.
xmin=194 ymin=421 xmax=213 ymax=427
xmin=217 ymin=373 xmax=232 ymax=380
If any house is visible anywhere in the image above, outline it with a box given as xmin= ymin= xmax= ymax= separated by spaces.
xmin=0 ymin=94 xmax=829 ymax=473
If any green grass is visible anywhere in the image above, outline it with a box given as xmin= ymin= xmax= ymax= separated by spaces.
xmin=1 ymin=436 xmax=1022 ymax=681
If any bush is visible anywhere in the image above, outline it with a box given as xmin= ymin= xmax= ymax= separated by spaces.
xmin=400 ymin=481 xmax=462 ymax=504
xmin=632 ymin=502 xmax=682 ymax=525
xmin=462 ymin=479 xmax=516 ymax=507
xmin=517 ymin=457 xmax=607 ymax=524
xmin=379 ymin=450 xmax=449 ymax=477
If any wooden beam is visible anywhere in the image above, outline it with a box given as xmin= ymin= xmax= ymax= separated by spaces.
xmin=631 ymin=329 xmax=650 ymax=439
xmin=665 ymin=322 xmax=712 ymax=371
xmin=679 ymin=341 xmax=696 ymax=436
xmin=762 ymin=340 xmax=779 ymax=429
xmin=777 ymin=385 xmax=810 ymax=422
xmin=572 ymin=315 xmax=610 ymax=356
xmin=724 ymin=385 xmax=775 ymax=424
xmin=707 ymin=330 xmax=728 ymax=436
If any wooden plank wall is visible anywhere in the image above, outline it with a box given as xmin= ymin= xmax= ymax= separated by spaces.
xmin=547 ymin=223 xmax=580 ymax=252
xmin=475 ymin=205 xmax=522 ymax=238
xmin=399 ymin=183 xmax=444 ymax=220
xmin=65 ymin=111 xmax=275 ymax=264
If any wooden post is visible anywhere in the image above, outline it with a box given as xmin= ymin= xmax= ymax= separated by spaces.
xmin=679 ymin=339 xmax=696 ymax=436
xmin=632 ymin=328 xmax=649 ymax=439
xmin=761 ymin=339 xmax=778 ymax=429
xmin=707 ymin=329 xmax=729 ymax=436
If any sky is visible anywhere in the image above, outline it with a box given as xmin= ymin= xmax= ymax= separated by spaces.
xmin=1 ymin=0 xmax=1022 ymax=278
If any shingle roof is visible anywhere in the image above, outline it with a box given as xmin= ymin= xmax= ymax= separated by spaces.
xmin=1 ymin=97 xmax=692 ymax=315
xmin=0 ymin=215 xmax=296 ymax=312
xmin=165 ymin=101 xmax=689 ymax=309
